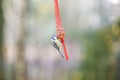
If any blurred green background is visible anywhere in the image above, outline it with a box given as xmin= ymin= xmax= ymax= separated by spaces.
xmin=0 ymin=0 xmax=120 ymax=80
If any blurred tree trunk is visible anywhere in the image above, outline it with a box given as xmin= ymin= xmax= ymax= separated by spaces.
xmin=3 ymin=0 xmax=27 ymax=79
xmin=15 ymin=0 xmax=27 ymax=80
xmin=0 ymin=0 xmax=4 ymax=80
xmin=15 ymin=29 xmax=27 ymax=80
xmin=115 ymin=51 xmax=120 ymax=80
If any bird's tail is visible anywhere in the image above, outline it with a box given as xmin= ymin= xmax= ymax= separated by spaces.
xmin=58 ymin=50 xmax=64 ymax=58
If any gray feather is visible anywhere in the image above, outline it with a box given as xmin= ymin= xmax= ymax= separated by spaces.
xmin=58 ymin=50 xmax=64 ymax=57
xmin=52 ymin=42 xmax=64 ymax=57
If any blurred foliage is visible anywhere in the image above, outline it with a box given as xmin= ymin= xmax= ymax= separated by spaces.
xmin=0 ymin=0 xmax=4 ymax=80
xmin=77 ymin=19 xmax=120 ymax=80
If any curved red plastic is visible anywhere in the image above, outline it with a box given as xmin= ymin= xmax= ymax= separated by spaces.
xmin=54 ymin=0 xmax=69 ymax=61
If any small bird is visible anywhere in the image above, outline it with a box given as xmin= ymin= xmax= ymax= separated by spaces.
xmin=51 ymin=34 xmax=64 ymax=57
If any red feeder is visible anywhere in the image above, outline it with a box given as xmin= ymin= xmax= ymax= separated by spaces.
xmin=54 ymin=0 xmax=69 ymax=61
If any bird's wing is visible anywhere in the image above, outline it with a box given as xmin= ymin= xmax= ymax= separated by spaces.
xmin=53 ymin=42 xmax=59 ymax=50
xmin=54 ymin=39 xmax=61 ymax=49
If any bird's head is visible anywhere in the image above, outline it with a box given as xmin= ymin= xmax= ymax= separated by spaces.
xmin=51 ymin=34 xmax=57 ymax=41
